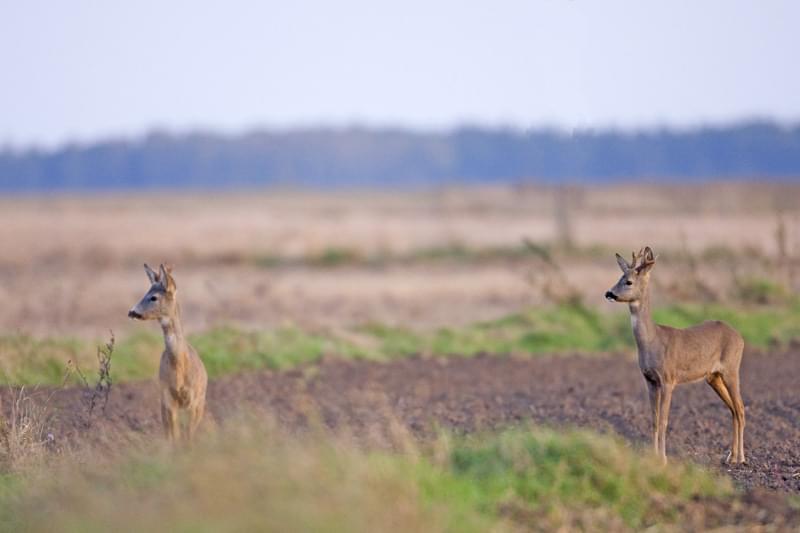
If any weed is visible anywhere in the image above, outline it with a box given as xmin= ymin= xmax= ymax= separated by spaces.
xmin=68 ymin=332 xmax=115 ymax=427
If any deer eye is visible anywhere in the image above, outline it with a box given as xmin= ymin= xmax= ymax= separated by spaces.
xmin=625 ymin=280 xmax=633 ymax=286
xmin=149 ymin=295 xmax=158 ymax=302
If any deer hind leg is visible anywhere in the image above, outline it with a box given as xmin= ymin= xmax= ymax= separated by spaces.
xmin=706 ymin=373 xmax=738 ymax=464
xmin=161 ymin=401 xmax=180 ymax=443
xmin=721 ymin=373 xmax=746 ymax=464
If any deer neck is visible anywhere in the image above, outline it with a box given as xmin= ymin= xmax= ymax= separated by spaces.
xmin=159 ymin=304 xmax=186 ymax=361
xmin=629 ymin=287 xmax=658 ymax=352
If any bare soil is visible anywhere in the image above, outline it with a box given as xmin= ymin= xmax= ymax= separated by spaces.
xmin=9 ymin=349 xmax=798 ymax=493
xmin=4 ymin=350 xmax=799 ymax=529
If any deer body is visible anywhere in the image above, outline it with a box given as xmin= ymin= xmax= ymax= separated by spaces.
xmin=129 ymin=264 xmax=207 ymax=442
xmin=606 ymin=248 xmax=745 ymax=464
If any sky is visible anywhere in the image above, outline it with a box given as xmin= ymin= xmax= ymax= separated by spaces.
xmin=1 ymin=1 xmax=799 ymax=148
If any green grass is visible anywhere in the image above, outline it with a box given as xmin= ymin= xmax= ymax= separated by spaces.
xmin=652 ymin=302 xmax=800 ymax=348
xmin=0 ymin=425 xmax=733 ymax=532
xmin=3 ymin=302 xmax=800 ymax=386
xmin=445 ymin=429 xmax=730 ymax=528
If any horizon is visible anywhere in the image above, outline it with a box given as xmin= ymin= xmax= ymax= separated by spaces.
xmin=4 ymin=118 xmax=799 ymax=155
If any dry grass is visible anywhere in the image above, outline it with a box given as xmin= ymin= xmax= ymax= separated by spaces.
xmin=0 ymin=416 xmax=747 ymax=533
xmin=0 ymin=183 xmax=798 ymax=337
xmin=0 ymin=387 xmax=59 ymax=473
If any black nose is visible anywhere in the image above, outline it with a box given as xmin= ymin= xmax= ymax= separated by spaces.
xmin=128 ymin=310 xmax=142 ymax=319
xmin=604 ymin=291 xmax=617 ymax=301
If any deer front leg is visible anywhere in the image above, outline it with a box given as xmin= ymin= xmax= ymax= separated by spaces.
xmin=646 ymin=381 xmax=661 ymax=456
xmin=657 ymin=383 xmax=674 ymax=464
xmin=161 ymin=400 xmax=180 ymax=443
xmin=187 ymin=400 xmax=205 ymax=442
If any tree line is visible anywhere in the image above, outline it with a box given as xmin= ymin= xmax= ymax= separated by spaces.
xmin=1 ymin=121 xmax=799 ymax=191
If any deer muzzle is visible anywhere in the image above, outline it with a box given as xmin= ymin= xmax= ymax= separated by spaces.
xmin=128 ymin=309 xmax=143 ymax=319
xmin=604 ymin=291 xmax=618 ymax=301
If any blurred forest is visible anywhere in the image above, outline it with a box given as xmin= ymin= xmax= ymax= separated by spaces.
xmin=1 ymin=121 xmax=800 ymax=191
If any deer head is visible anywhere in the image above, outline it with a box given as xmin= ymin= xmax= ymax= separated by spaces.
xmin=605 ymin=246 xmax=657 ymax=303
xmin=128 ymin=263 xmax=178 ymax=321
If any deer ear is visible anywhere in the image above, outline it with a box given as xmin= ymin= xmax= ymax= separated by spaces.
xmin=615 ymin=253 xmax=630 ymax=273
xmin=160 ymin=264 xmax=176 ymax=293
xmin=144 ymin=263 xmax=158 ymax=284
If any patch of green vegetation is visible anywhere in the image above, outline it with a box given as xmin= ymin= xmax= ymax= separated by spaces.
xmin=358 ymin=323 xmax=424 ymax=358
xmin=0 ymin=426 xmax=735 ymax=532
xmin=653 ymin=302 xmax=800 ymax=348
xmin=190 ymin=325 xmax=366 ymax=373
xmin=0 ymin=330 xmax=162 ymax=386
xmin=307 ymin=247 xmax=363 ymax=267
xmin=3 ymin=302 xmax=800 ymax=386
xmin=0 ymin=334 xmax=85 ymax=385
xmin=445 ymin=429 xmax=729 ymax=529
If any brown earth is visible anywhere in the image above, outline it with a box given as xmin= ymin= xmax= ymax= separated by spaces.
xmin=4 ymin=350 xmax=799 ymax=529
xmin=8 ymin=349 xmax=798 ymax=491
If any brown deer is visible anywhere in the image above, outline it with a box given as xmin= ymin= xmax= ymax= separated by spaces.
xmin=128 ymin=264 xmax=207 ymax=443
xmin=605 ymin=247 xmax=746 ymax=464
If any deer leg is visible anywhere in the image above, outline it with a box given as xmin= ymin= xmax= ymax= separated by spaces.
xmin=188 ymin=400 xmax=205 ymax=442
xmin=646 ymin=381 xmax=661 ymax=456
xmin=161 ymin=401 xmax=180 ymax=443
xmin=706 ymin=373 xmax=738 ymax=464
xmin=722 ymin=373 xmax=746 ymax=464
xmin=657 ymin=383 xmax=674 ymax=463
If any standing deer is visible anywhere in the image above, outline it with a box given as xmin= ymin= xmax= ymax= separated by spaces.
xmin=128 ymin=264 xmax=207 ymax=443
xmin=605 ymin=247 xmax=746 ymax=464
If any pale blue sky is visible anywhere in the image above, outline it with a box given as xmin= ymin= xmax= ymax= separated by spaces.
xmin=1 ymin=1 xmax=798 ymax=148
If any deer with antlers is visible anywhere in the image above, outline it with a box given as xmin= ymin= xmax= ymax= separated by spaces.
xmin=605 ymin=247 xmax=746 ymax=464
xmin=129 ymin=264 xmax=207 ymax=443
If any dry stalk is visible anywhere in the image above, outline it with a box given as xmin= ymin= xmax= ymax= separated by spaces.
xmin=68 ymin=331 xmax=115 ymax=428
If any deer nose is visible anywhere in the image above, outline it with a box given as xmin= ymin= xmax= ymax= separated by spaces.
xmin=128 ymin=309 xmax=142 ymax=319
xmin=604 ymin=291 xmax=617 ymax=301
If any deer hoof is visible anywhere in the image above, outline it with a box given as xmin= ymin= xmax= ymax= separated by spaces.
xmin=725 ymin=452 xmax=747 ymax=466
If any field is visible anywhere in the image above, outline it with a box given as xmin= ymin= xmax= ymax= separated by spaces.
xmin=1 ymin=182 xmax=799 ymax=530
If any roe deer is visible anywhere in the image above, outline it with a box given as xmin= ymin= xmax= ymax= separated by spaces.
xmin=128 ymin=264 xmax=207 ymax=443
xmin=605 ymin=247 xmax=746 ymax=464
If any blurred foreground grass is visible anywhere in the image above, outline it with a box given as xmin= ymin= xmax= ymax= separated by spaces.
xmin=2 ymin=302 xmax=799 ymax=386
xmin=0 ymin=424 xmax=731 ymax=532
